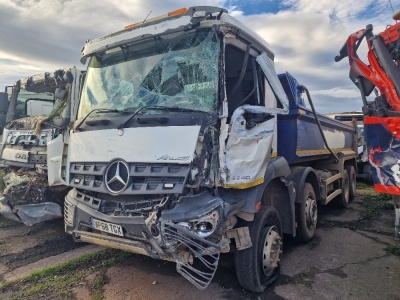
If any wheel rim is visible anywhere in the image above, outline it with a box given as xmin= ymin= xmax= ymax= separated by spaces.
xmin=305 ymin=197 xmax=317 ymax=229
xmin=262 ymin=226 xmax=282 ymax=277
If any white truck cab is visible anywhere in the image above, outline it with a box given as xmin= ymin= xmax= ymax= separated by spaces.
xmin=0 ymin=67 xmax=85 ymax=226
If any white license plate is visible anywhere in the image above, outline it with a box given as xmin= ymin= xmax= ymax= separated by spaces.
xmin=91 ymin=218 xmax=124 ymax=237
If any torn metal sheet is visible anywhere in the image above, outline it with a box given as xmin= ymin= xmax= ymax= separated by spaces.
xmin=223 ymin=105 xmax=275 ymax=188
xmin=14 ymin=202 xmax=62 ymax=226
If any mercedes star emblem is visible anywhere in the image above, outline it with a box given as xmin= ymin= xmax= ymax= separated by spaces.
xmin=104 ymin=160 xmax=130 ymax=194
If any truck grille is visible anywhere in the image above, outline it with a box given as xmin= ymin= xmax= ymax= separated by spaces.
xmin=69 ymin=162 xmax=190 ymax=195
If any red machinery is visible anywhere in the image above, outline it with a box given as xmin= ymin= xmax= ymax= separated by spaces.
xmin=335 ymin=11 xmax=400 ymax=235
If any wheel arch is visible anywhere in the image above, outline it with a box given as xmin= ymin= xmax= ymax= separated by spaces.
xmin=220 ymin=156 xmax=296 ymax=236
xmin=286 ymin=166 xmax=320 ymax=203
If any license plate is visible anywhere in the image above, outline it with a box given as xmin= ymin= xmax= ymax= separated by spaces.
xmin=91 ymin=218 xmax=124 ymax=237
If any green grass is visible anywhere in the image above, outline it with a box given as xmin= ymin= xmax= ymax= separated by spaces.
xmin=0 ymin=248 xmax=132 ymax=300
xmin=90 ymin=272 xmax=108 ymax=300
xmin=0 ymin=218 xmax=19 ymax=229
xmin=384 ymin=243 xmax=400 ymax=256
xmin=360 ymin=193 xmax=393 ymax=219
xmin=356 ymin=181 xmax=372 ymax=190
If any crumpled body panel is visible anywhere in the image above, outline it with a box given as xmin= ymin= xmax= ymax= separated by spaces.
xmin=222 ymin=105 xmax=275 ymax=188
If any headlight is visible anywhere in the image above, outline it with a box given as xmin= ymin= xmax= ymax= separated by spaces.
xmin=178 ymin=210 xmax=220 ymax=238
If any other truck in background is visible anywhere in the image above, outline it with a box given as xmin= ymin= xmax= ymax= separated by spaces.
xmin=326 ymin=112 xmax=372 ymax=183
xmin=64 ymin=7 xmax=356 ymax=292
xmin=0 ymin=67 xmax=85 ymax=226
xmin=335 ymin=10 xmax=400 ymax=236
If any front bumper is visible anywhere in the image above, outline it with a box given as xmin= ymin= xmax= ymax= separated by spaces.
xmin=64 ymin=188 xmax=229 ymax=289
xmin=64 ymin=189 xmax=166 ymax=259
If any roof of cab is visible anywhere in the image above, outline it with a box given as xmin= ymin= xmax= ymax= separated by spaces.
xmin=80 ymin=6 xmax=274 ymax=64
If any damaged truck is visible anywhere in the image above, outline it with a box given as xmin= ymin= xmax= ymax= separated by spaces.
xmin=0 ymin=67 xmax=84 ymax=226
xmin=64 ymin=7 xmax=357 ymax=292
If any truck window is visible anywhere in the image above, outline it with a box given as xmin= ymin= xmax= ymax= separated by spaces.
xmin=79 ymin=28 xmax=220 ymax=119
xmin=14 ymin=91 xmax=54 ymax=119
xmin=225 ymin=45 xmax=265 ymax=115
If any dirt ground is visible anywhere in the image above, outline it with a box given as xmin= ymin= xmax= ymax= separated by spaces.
xmin=0 ymin=183 xmax=399 ymax=300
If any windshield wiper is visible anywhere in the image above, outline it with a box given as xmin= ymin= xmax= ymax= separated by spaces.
xmin=75 ymin=108 xmax=121 ymax=131
xmin=117 ymin=106 xmax=205 ymax=129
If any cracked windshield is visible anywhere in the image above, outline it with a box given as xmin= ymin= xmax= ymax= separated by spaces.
xmin=78 ymin=28 xmax=220 ymax=119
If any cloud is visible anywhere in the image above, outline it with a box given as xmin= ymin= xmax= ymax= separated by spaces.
xmin=228 ymin=0 xmax=399 ymax=112
xmin=0 ymin=0 xmax=226 ymax=85
xmin=0 ymin=0 xmax=398 ymax=113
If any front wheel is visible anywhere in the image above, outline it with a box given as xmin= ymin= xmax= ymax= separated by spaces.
xmin=235 ymin=206 xmax=283 ymax=292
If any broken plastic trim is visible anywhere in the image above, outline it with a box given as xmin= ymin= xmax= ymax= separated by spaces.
xmin=163 ymin=222 xmax=222 ymax=289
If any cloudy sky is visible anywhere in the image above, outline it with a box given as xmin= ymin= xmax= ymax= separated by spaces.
xmin=0 ymin=0 xmax=399 ymax=113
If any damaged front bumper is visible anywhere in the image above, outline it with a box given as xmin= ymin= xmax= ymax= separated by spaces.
xmin=64 ymin=188 xmax=235 ymax=289
xmin=0 ymin=196 xmax=62 ymax=226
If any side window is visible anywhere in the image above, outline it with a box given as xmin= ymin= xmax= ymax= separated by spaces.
xmin=225 ymin=45 xmax=264 ymax=115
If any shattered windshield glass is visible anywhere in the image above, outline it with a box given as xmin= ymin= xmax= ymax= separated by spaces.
xmin=78 ymin=28 xmax=220 ymax=119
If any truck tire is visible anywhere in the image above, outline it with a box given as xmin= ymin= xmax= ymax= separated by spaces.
xmin=346 ymin=165 xmax=356 ymax=201
xmin=295 ymin=182 xmax=317 ymax=242
xmin=235 ymin=206 xmax=282 ymax=292
xmin=334 ymin=169 xmax=350 ymax=207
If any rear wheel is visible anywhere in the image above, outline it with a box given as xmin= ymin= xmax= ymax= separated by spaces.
xmin=235 ymin=206 xmax=282 ymax=292
xmin=346 ymin=165 xmax=356 ymax=201
xmin=334 ymin=169 xmax=350 ymax=208
xmin=295 ymin=182 xmax=317 ymax=242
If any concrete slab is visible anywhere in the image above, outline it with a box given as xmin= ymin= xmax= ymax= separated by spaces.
xmin=277 ymin=256 xmax=400 ymax=300
xmin=281 ymin=227 xmax=387 ymax=277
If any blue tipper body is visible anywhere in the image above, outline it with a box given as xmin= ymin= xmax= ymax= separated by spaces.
xmin=277 ymin=72 xmax=355 ymax=165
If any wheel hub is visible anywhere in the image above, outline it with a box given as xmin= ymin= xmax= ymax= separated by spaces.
xmin=305 ymin=197 xmax=317 ymax=227
xmin=262 ymin=226 xmax=282 ymax=276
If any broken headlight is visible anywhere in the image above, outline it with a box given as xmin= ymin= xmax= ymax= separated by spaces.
xmin=177 ymin=210 xmax=220 ymax=237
